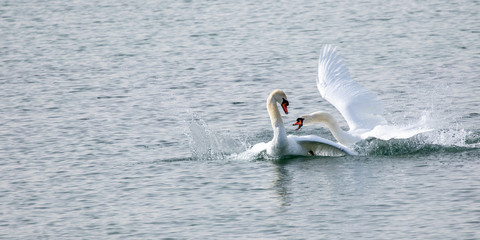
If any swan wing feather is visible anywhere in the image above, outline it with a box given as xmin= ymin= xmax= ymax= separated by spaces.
xmin=293 ymin=135 xmax=357 ymax=156
xmin=316 ymin=45 xmax=386 ymax=131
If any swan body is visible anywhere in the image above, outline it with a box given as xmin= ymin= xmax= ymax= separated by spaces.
xmin=295 ymin=45 xmax=431 ymax=146
xmin=250 ymin=89 xmax=356 ymax=157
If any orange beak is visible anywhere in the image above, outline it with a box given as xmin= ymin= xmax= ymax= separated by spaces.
xmin=281 ymin=98 xmax=289 ymax=114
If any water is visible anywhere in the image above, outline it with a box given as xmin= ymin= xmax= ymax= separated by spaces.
xmin=1 ymin=0 xmax=479 ymax=238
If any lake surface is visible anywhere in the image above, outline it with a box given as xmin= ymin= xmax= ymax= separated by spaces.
xmin=1 ymin=0 xmax=479 ymax=239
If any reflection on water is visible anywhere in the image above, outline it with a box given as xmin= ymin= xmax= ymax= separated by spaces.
xmin=272 ymin=162 xmax=293 ymax=207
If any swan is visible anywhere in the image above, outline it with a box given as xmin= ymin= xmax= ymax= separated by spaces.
xmin=247 ymin=89 xmax=356 ymax=158
xmin=294 ymin=45 xmax=431 ymax=146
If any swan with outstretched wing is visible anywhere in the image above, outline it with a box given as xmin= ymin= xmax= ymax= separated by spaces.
xmin=294 ymin=45 xmax=431 ymax=146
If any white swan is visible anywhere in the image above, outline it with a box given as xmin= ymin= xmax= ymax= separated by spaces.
xmin=294 ymin=45 xmax=431 ymax=146
xmin=248 ymin=89 xmax=356 ymax=158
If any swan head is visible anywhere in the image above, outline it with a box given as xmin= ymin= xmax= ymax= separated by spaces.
xmin=293 ymin=112 xmax=337 ymax=131
xmin=293 ymin=113 xmax=316 ymax=131
xmin=293 ymin=117 xmax=305 ymax=130
xmin=270 ymin=89 xmax=289 ymax=114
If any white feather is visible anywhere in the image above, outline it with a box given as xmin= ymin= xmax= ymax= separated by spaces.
xmin=299 ymin=45 xmax=432 ymax=147
xmin=317 ymin=45 xmax=386 ymax=132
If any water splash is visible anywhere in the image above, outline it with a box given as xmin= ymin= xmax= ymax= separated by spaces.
xmin=354 ymin=101 xmax=480 ymax=156
xmin=357 ymin=128 xmax=479 ymax=156
xmin=186 ymin=114 xmax=249 ymax=160
xmin=424 ymin=128 xmax=468 ymax=147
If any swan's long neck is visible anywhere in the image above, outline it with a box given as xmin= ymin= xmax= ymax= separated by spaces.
xmin=310 ymin=112 xmax=359 ymax=146
xmin=267 ymin=94 xmax=287 ymax=146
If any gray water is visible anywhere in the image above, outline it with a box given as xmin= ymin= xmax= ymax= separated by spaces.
xmin=1 ymin=0 xmax=480 ymax=239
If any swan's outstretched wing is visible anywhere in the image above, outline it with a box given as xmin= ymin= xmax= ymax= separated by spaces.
xmin=317 ymin=45 xmax=386 ymax=132
xmin=293 ymin=135 xmax=357 ymax=156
